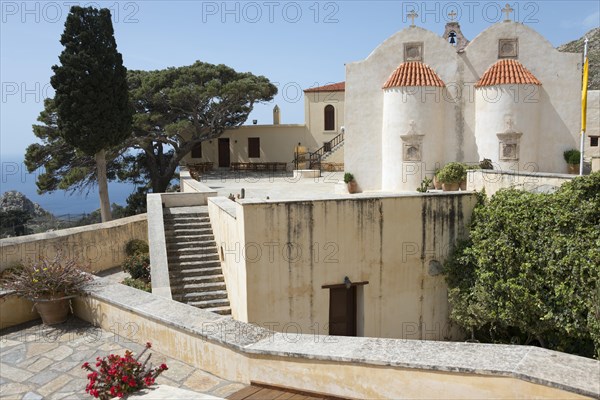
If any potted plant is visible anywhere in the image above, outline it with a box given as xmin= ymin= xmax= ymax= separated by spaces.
xmin=1 ymin=252 xmax=92 ymax=325
xmin=563 ymin=149 xmax=581 ymax=174
xmin=432 ymin=169 xmax=443 ymax=190
xmin=344 ymin=172 xmax=358 ymax=194
xmin=437 ymin=162 xmax=466 ymax=192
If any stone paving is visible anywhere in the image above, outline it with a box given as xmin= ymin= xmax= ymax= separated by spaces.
xmin=0 ymin=317 xmax=246 ymax=400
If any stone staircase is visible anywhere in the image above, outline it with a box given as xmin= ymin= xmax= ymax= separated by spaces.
xmin=321 ymin=141 xmax=344 ymax=162
xmin=163 ymin=206 xmax=231 ymax=315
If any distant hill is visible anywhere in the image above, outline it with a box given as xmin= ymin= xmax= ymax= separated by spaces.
xmin=0 ymin=191 xmax=50 ymax=218
xmin=557 ymin=27 xmax=600 ymax=90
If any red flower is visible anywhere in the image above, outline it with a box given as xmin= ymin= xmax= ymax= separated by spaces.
xmin=145 ymin=342 xmax=152 ymax=349
xmin=159 ymin=363 xmax=168 ymax=371
xmin=81 ymin=362 xmax=90 ymax=369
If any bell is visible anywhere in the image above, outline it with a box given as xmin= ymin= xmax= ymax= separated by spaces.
xmin=450 ymin=36 xmax=456 ymax=44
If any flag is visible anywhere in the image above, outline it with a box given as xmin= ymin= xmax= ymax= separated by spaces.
xmin=581 ymin=52 xmax=589 ymax=132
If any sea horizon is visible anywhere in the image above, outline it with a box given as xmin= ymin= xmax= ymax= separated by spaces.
xmin=1 ymin=156 xmax=139 ymax=216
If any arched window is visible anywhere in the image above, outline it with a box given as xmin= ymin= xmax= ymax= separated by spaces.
xmin=324 ymin=105 xmax=335 ymax=131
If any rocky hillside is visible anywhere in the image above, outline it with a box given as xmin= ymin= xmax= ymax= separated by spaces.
xmin=558 ymin=27 xmax=600 ymax=90
xmin=0 ymin=191 xmax=49 ymax=218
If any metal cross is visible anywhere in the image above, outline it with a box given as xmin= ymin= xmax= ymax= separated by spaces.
xmin=407 ymin=10 xmax=418 ymax=26
xmin=448 ymin=10 xmax=457 ymax=22
xmin=502 ymin=3 xmax=514 ymax=21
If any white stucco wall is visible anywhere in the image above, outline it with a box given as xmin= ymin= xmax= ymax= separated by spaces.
xmin=382 ymin=87 xmax=445 ymax=191
xmin=475 ymin=85 xmax=540 ymax=173
xmin=584 ymin=90 xmax=600 ymax=159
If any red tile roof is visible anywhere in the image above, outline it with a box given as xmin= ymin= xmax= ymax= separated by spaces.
xmin=475 ymin=59 xmax=542 ymax=88
xmin=304 ymin=82 xmax=345 ymax=93
xmin=383 ymin=62 xmax=445 ymax=89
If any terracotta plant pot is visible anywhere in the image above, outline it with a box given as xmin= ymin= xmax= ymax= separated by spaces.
xmin=460 ymin=179 xmax=467 ymax=190
xmin=567 ymin=163 xmax=579 ymax=175
xmin=34 ymin=296 xmax=71 ymax=325
xmin=433 ymin=176 xmax=443 ymax=190
xmin=442 ymin=182 xmax=460 ymax=192
xmin=347 ymin=180 xmax=358 ymax=194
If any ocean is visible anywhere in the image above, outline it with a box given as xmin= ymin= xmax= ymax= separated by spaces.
xmin=1 ymin=158 xmax=139 ymax=216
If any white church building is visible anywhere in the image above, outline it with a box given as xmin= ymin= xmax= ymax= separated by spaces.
xmin=183 ymin=15 xmax=598 ymax=191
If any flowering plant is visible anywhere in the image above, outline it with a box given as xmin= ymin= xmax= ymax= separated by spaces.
xmin=82 ymin=342 xmax=168 ymax=399
xmin=1 ymin=251 xmax=92 ymax=299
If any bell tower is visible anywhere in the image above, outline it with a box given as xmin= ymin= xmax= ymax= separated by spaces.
xmin=442 ymin=9 xmax=469 ymax=52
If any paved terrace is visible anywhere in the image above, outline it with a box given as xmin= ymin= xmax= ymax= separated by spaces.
xmin=193 ymin=170 xmax=344 ymax=200
xmin=0 ymin=318 xmax=246 ymax=400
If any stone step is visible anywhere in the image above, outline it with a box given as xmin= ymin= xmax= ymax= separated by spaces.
xmin=186 ymin=298 xmax=231 ymax=309
xmin=171 ymin=281 xmax=226 ymax=295
xmin=167 ymin=253 xmax=219 ymax=263
xmin=170 ymin=266 xmax=223 ymax=276
xmin=163 ymin=212 xmax=208 ymax=219
xmin=165 ymin=228 xmax=213 ymax=235
xmin=167 ymin=247 xmax=218 ymax=257
xmin=205 ymin=306 xmax=232 ymax=315
xmin=165 ymin=234 xmax=215 ymax=243
xmin=166 ymin=237 xmax=215 ymax=246
xmin=164 ymin=221 xmax=210 ymax=228
xmin=169 ymin=259 xmax=222 ymax=269
xmin=165 ymin=215 xmax=210 ymax=221
xmin=173 ymin=290 xmax=229 ymax=302
xmin=169 ymin=274 xmax=224 ymax=285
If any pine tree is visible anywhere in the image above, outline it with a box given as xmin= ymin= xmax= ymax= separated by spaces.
xmin=51 ymin=6 xmax=131 ymax=221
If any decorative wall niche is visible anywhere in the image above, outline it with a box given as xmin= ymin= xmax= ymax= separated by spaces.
xmin=400 ymin=120 xmax=425 ymax=161
xmin=497 ymin=132 xmax=522 ymax=160
xmin=498 ymin=38 xmax=518 ymax=59
xmin=404 ymin=42 xmax=424 ymax=62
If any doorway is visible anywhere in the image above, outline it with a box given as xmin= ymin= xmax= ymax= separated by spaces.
xmin=328 ymin=286 xmax=357 ymax=336
xmin=218 ymin=138 xmax=230 ymax=167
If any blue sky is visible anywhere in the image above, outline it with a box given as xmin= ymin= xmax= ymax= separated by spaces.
xmin=1 ymin=0 xmax=599 ymax=161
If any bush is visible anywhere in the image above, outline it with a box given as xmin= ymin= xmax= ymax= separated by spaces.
xmin=444 ymin=172 xmax=600 ymax=358
xmin=343 ymin=172 xmax=355 ymax=184
xmin=122 ymin=277 xmax=151 ymax=292
xmin=125 ymin=239 xmax=149 ymax=256
xmin=563 ymin=149 xmax=581 ymax=165
xmin=121 ymin=253 xmax=151 ymax=282
xmin=437 ymin=162 xmax=466 ymax=184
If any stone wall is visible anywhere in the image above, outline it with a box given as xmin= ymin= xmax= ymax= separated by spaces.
xmin=0 ymin=214 xmax=147 ymax=273
xmin=6 ymin=277 xmax=598 ymax=399
xmin=467 ymin=169 xmax=575 ymax=196
xmin=210 ymin=192 xmax=478 ymax=340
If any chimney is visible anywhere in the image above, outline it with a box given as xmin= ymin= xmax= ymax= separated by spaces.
xmin=273 ymin=105 xmax=280 ymax=125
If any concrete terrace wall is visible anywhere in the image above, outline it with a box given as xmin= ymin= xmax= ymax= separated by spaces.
xmin=467 ymin=169 xmax=575 ymax=196
xmin=6 ymin=277 xmax=598 ymax=399
xmin=210 ymin=192 xmax=478 ymax=340
xmin=0 ymin=214 xmax=147 ymax=273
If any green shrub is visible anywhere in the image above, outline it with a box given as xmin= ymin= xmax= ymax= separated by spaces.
xmin=343 ymin=172 xmax=355 ymax=184
xmin=437 ymin=162 xmax=467 ymax=184
xmin=125 ymin=239 xmax=149 ymax=256
xmin=444 ymin=172 xmax=600 ymax=358
xmin=563 ymin=149 xmax=581 ymax=165
xmin=121 ymin=253 xmax=151 ymax=282
xmin=122 ymin=277 xmax=151 ymax=292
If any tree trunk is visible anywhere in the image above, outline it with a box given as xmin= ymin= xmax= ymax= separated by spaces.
xmin=95 ymin=149 xmax=112 ymax=222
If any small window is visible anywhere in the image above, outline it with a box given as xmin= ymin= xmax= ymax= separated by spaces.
xmin=591 ymin=137 xmax=599 ymax=147
xmin=324 ymin=105 xmax=335 ymax=131
xmin=191 ymin=143 xmax=202 ymax=158
xmin=248 ymin=137 xmax=260 ymax=158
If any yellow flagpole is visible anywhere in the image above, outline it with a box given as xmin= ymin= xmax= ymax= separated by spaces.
xmin=579 ymin=38 xmax=589 ymax=176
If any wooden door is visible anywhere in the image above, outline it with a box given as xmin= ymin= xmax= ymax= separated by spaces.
xmin=329 ymin=287 xmax=357 ymax=336
xmin=218 ymin=138 xmax=230 ymax=167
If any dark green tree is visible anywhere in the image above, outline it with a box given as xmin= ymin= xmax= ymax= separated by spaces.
xmin=127 ymin=62 xmax=277 ymax=192
xmin=444 ymin=172 xmax=600 ymax=359
xmin=50 ymin=6 xmax=132 ymax=221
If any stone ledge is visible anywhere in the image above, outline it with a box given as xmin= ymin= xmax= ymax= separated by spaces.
xmin=83 ymin=276 xmax=600 ymax=399
xmin=124 ymin=385 xmax=223 ymax=399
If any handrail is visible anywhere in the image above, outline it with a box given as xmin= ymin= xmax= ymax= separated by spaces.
xmin=300 ymin=132 xmax=344 ymax=170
